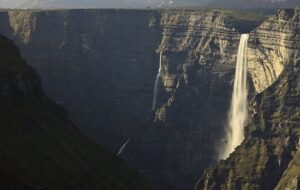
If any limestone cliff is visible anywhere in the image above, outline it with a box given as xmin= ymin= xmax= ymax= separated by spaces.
xmin=122 ymin=9 xmax=264 ymax=190
xmin=248 ymin=8 xmax=300 ymax=93
xmin=159 ymin=9 xmax=239 ymax=92
xmin=130 ymin=9 xmax=239 ymax=190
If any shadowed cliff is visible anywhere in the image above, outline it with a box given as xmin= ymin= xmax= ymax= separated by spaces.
xmin=0 ymin=34 xmax=155 ymax=190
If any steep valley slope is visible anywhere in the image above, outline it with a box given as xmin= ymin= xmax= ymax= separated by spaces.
xmin=0 ymin=34 xmax=155 ymax=190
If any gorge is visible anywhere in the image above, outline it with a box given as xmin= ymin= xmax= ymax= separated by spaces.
xmin=0 ymin=7 xmax=299 ymax=190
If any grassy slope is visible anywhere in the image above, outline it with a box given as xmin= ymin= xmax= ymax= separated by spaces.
xmin=220 ymin=9 xmax=269 ymax=33
xmin=0 ymin=35 xmax=155 ymax=190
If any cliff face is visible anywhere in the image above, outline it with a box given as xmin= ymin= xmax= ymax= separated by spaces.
xmin=159 ymin=9 xmax=239 ymax=92
xmin=0 ymin=9 xmax=241 ymax=190
xmin=128 ymin=10 xmax=240 ymax=190
xmin=197 ymin=9 xmax=300 ymax=190
xmin=0 ymin=35 xmax=155 ymax=190
xmin=0 ymin=9 xmax=268 ymax=190
xmin=0 ymin=9 xmax=163 ymax=152
xmin=0 ymin=8 xmax=293 ymax=190
xmin=248 ymin=9 xmax=300 ymax=93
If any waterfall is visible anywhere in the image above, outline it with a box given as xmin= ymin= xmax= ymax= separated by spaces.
xmin=117 ymin=138 xmax=130 ymax=156
xmin=152 ymin=51 xmax=162 ymax=111
xmin=220 ymin=34 xmax=249 ymax=159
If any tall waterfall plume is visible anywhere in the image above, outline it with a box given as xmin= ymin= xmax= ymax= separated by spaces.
xmin=152 ymin=51 xmax=163 ymax=111
xmin=220 ymin=34 xmax=249 ymax=159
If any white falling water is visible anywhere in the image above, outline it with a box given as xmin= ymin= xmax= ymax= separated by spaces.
xmin=220 ymin=34 xmax=249 ymax=160
xmin=117 ymin=138 xmax=130 ymax=156
xmin=152 ymin=51 xmax=163 ymax=111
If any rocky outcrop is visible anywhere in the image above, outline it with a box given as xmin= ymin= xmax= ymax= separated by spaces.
xmin=248 ymin=8 xmax=300 ymax=93
xmin=159 ymin=9 xmax=240 ymax=92
xmin=0 ymin=34 xmax=155 ymax=190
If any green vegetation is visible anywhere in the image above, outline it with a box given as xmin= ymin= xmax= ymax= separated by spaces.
xmin=220 ymin=9 xmax=270 ymax=33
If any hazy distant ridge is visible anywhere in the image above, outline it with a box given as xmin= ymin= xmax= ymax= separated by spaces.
xmin=1 ymin=0 xmax=299 ymax=9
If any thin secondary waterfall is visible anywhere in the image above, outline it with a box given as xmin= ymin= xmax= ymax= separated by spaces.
xmin=220 ymin=34 xmax=249 ymax=160
xmin=117 ymin=138 xmax=130 ymax=156
xmin=152 ymin=51 xmax=163 ymax=111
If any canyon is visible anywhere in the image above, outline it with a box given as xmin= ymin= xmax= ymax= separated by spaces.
xmin=0 ymin=7 xmax=298 ymax=190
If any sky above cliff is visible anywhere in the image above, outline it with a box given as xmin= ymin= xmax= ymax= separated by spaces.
xmin=0 ymin=0 xmax=298 ymax=8
xmin=0 ymin=0 xmax=209 ymax=8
